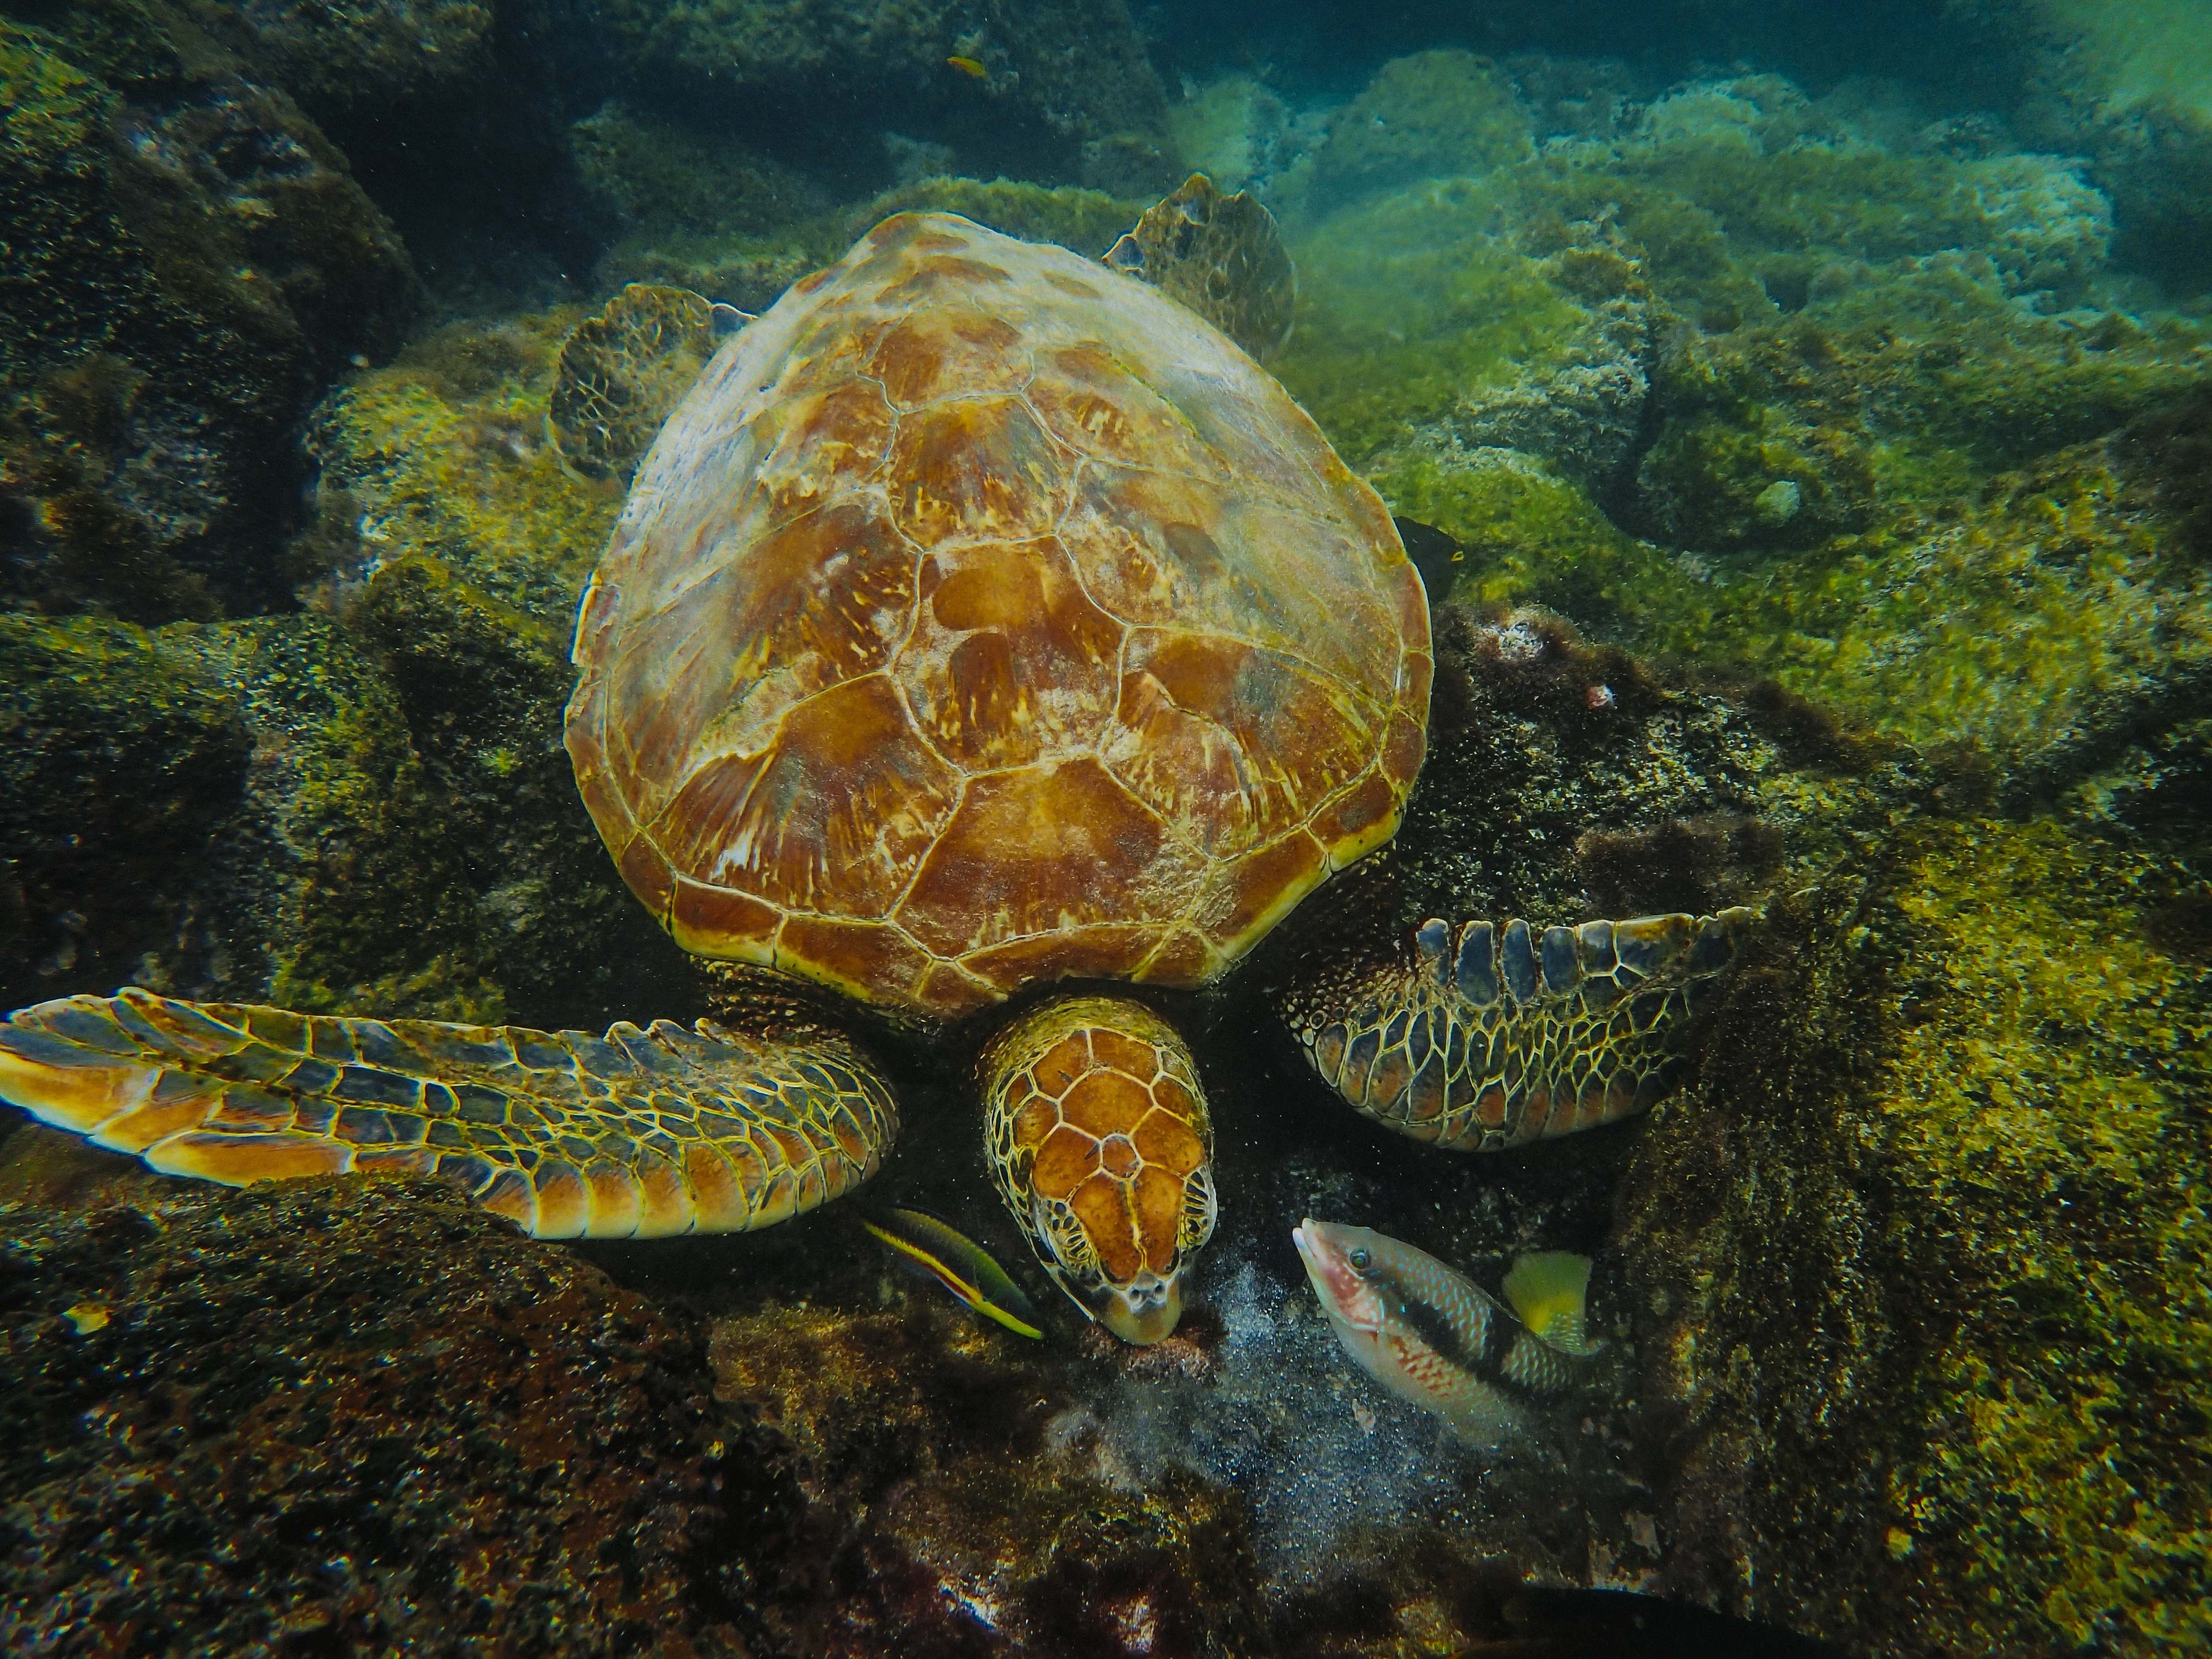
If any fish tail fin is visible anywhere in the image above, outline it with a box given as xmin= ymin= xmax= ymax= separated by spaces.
xmin=1501 ymin=1250 xmax=1606 ymax=1360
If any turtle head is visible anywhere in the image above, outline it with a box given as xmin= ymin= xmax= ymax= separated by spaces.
xmin=1024 ymin=1170 xmax=1215 ymax=1345
xmin=980 ymin=995 xmax=1218 ymax=1346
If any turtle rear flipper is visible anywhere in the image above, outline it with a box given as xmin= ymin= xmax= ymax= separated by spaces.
xmin=1105 ymin=173 xmax=1297 ymax=362
xmin=546 ymin=283 xmax=749 ymax=483
xmin=1283 ymin=910 xmax=1752 ymax=1151
xmin=0 ymin=989 xmax=895 ymax=1239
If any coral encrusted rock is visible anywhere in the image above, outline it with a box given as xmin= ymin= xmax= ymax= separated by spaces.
xmin=0 ymin=1175 xmax=740 ymax=1656
xmin=594 ymin=0 xmax=1179 ymax=192
xmin=0 ymin=5 xmax=420 ymax=619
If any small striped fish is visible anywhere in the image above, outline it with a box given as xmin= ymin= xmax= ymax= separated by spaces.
xmin=1292 ymin=1219 xmax=1605 ymax=1441
xmin=864 ymin=1205 xmax=1045 ymax=1339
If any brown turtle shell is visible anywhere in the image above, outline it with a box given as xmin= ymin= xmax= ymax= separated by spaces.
xmin=565 ymin=212 xmax=1431 ymax=1021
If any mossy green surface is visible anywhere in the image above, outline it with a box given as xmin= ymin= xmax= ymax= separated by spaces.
xmin=1277 ymin=49 xmax=1533 ymax=216
xmin=302 ymin=310 xmax=619 ymax=627
xmin=851 ymin=176 xmax=1147 ymax=258
xmin=1645 ymin=296 xmax=2208 ymax=510
xmin=1624 ymin=805 xmax=2212 ymax=1657
xmin=1262 ymin=59 xmax=2210 ymax=771
xmin=598 ymin=174 xmax=1150 ymax=313
xmin=1880 ymin=817 xmax=2212 ymax=1652
xmin=1273 ymin=179 xmax=1584 ymax=467
xmin=2 ymin=299 xmax=692 ymax=1029
xmin=182 ymin=612 xmax=503 ymax=1021
xmin=1391 ymin=428 xmax=2211 ymax=765
xmin=0 ymin=613 xmax=244 ymax=1010
xmin=278 ymin=309 xmax=695 ymax=1026
xmin=1164 ymin=76 xmax=1293 ymax=194
xmin=0 ymin=6 xmax=419 ymax=617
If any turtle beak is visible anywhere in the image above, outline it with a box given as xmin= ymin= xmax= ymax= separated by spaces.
xmin=1094 ymin=1269 xmax=1183 ymax=1345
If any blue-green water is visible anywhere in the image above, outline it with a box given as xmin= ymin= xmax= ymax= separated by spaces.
xmin=1 ymin=3 xmax=2208 ymax=1654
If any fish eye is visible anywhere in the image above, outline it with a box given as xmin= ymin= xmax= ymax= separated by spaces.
xmin=1348 ymin=1248 xmax=1370 ymax=1270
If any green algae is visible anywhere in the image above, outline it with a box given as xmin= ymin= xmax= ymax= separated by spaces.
xmin=853 ymin=176 xmax=1147 ymax=257
xmin=1277 ymin=49 xmax=1533 ymax=217
xmin=577 ymin=100 xmax=838 ymax=305
xmin=1370 ymin=448 xmax=1697 ymax=626
xmin=600 ymin=173 xmax=1150 ymax=313
xmin=1618 ymin=796 xmax=2212 ymax=1657
xmin=1274 ymin=179 xmax=1583 ymax=466
xmin=304 ymin=310 xmax=620 ymax=628
xmin=1260 ymin=59 xmax=2211 ymax=773
xmin=0 ymin=22 xmax=106 ymax=163
xmin=276 ymin=309 xmax=695 ymax=1027
xmin=2032 ymin=0 xmax=2212 ymax=120
xmin=1165 ymin=76 xmax=1293 ymax=194
xmin=187 ymin=612 xmax=505 ymax=1022
xmin=0 ymin=613 xmax=243 ymax=1009
xmin=1875 ymin=816 xmax=2212 ymax=1653
xmin=1402 ymin=428 xmax=2211 ymax=766
xmin=2 ymin=297 xmax=688 ymax=1028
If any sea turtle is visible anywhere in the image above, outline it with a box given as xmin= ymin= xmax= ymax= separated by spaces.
xmin=0 ymin=179 xmax=1747 ymax=1345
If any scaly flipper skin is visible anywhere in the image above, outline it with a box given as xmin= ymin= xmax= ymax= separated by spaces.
xmin=1281 ymin=910 xmax=1752 ymax=1150
xmin=0 ymin=989 xmax=897 ymax=1239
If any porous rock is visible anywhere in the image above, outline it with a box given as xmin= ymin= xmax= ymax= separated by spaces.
xmin=1618 ymin=796 xmax=2212 ymax=1656
xmin=0 ymin=4 xmax=420 ymax=619
xmin=0 ymin=1174 xmax=740 ymax=1656
xmin=593 ymin=0 xmax=1179 ymax=194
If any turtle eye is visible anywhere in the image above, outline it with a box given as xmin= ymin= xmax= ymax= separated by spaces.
xmin=1347 ymin=1248 xmax=1371 ymax=1271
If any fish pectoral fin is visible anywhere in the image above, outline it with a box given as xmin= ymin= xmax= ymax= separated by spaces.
xmin=1501 ymin=1249 xmax=1606 ymax=1359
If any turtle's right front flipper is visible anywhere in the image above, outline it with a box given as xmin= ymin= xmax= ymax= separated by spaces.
xmin=0 ymin=988 xmax=896 ymax=1238
xmin=1279 ymin=910 xmax=1752 ymax=1151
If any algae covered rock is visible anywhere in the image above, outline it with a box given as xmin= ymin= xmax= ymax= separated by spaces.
xmin=1630 ymin=406 xmax=1874 ymax=553
xmin=1280 ymin=49 xmax=1534 ymax=217
xmin=852 ymin=175 xmax=1149 ymax=259
xmin=573 ymin=101 xmax=837 ymax=305
xmin=1616 ymin=798 xmax=2212 ymax=1656
xmin=258 ymin=311 xmax=693 ymax=1026
xmin=1272 ymin=180 xmax=1616 ymax=482
xmin=0 ymin=6 xmax=420 ymax=619
xmin=0 ymin=1175 xmax=739 ymax=1655
xmin=0 ymin=615 xmax=245 ymax=1010
xmin=1271 ymin=53 xmax=2210 ymax=782
xmin=1998 ymin=0 xmax=2212 ymax=290
xmin=1165 ymin=75 xmax=1301 ymax=195
xmin=594 ymin=0 xmax=1178 ymax=192
xmin=596 ymin=173 xmax=1151 ymax=315
xmin=3 ymin=303 xmax=695 ymax=1030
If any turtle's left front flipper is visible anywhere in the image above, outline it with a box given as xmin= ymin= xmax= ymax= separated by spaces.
xmin=0 ymin=988 xmax=896 ymax=1237
xmin=1279 ymin=911 xmax=1752 ymax=1151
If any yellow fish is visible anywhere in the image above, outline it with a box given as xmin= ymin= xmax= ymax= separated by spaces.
xmin=863 ymin=1206 xmax=1045 ymax=1339
xmin=946 ymin=55 xmax=988 ymax=80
